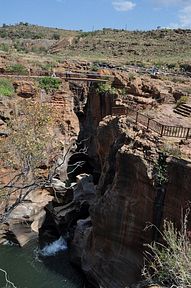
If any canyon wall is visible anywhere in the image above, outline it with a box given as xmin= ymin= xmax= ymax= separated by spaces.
xmin=71 ymin=84 xmax=191 ymax=287
xmin=1 ymin=73 xmax=191 ymax=286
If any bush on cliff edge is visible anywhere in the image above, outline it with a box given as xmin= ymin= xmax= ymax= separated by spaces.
xmin=143 ymin=210 xmax=191 ymax=288
xmin=39 ymin=76 xmax=61 ymax=93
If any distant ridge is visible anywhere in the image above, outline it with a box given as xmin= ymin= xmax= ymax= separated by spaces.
xmin=0 ymin=24 xmax=191 ymax=67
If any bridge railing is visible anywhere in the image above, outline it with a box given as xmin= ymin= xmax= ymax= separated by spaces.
xmin=112 ymin=106 xmax=191 ymax=139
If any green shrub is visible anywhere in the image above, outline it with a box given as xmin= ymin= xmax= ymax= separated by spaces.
xmin=0 ymin=43 xmax=9 ymax=52
xmin=13 ymin=40 xmax=29 ymax=53
xmin=0 ymin=30 xmax=7 ymax=38
xmin=167 ymin=63 xmax=176 ymax=69
xmin=52 ymin=33 xmax=60 ymax=40
xmin=80 ymin=32 xmax=90 ymax=37
xmin=40 ymin=63 xmax=56 ymax=72
xmin=31 ymin=33 xmax=44 ymax=39
xmin=31 ymin=46 xmax=47 ymax=54
xmin=6 ymin=63 xmax=28 ymax=75
xmin=39 ymin=76 xmax=61 ymax=93
xmin=175 ymin=95 xmax=188 ymax=108
xmin=128 ymin=72 xmax=136 ymax=81
xmin=143 ymin=211 xmax=191 ymax=287
xmin=160 ymin=143 xmax=181 ymax=158
xmin=18 ymin=22 xmax=29 ymax=26
xmin=153 ymin=154 xmax=168 ymax=186
xmin=180 ymin=63 xmax=191 ymax=72
xmin=0 ymin=78 xmax=14 ymax=97
xmin=91 ymin=63 xmax=99 ymax=71
xmin=95 ymin=83 xmax=116 ymax=94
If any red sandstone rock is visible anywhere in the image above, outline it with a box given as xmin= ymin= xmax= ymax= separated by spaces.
xmin=72 ymin=116 xmax=191 ymax=288
xmin=13 ymin=80 xmax=37 ymax=98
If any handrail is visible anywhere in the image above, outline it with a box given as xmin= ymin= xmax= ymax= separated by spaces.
xmin=0 ymin=72 xmax=110 ymax=82
xmin=112 ymin=106 xmax=191 ymax=139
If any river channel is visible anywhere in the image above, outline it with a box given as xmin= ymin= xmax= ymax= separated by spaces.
xmin=0 ymin=238 xmax=84 ymax=288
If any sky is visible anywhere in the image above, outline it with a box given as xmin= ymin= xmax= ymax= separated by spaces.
xmin=0 ymin=0 xmax=191 ymax=31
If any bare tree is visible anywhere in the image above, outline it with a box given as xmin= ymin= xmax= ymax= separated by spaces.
xmin=0 ymin=99 xmax=88 ymax=224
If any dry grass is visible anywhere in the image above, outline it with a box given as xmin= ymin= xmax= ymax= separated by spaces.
xmin=143 ymin=209 xmax=191 ymax=288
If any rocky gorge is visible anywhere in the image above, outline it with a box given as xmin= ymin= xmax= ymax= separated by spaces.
xmin=0 ymin=69 xmax=191 ymax=287
xmin=69 ymin=71 xmax=191 ymax=287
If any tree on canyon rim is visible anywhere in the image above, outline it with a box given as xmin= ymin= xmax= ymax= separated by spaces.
xmin=0 ymin=99 xmax=80 ymax=223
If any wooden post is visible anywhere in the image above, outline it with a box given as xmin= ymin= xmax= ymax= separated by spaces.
xmin=147 ymin=118 xmax=150 ymax=130
xmin=136 ymin=111 xmax=138 ymax=124
xmin=161 ymin=125 xmax=164 ymax=137
xmin=186 ymin=128 xmax=190 ymax=140
xmin=110 ymin=96 xmax=113 ymax=116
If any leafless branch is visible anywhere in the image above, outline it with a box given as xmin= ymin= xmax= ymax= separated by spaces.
xmin=67 ymin=161 xmax=85 ymax=175
xmin=0 ymin=268 xmax=17 ymax=288
xmin=0 ymin=136 xmax=89 ymax=224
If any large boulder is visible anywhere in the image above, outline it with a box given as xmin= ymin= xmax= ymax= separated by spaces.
xmin=50 ymin=178 xmax=74 ymax=204
xmin=13 ymin=80 xmax=37 ymax=98
xmin=74 ymin=174 xmax=96 ymax=204
xmin=0 ymin=188 xmax=53 ymax=246
xmin=112 ymin=71 xmax=130 ymax=89
xmin=126 ymin=77 xmax=143 ymax=95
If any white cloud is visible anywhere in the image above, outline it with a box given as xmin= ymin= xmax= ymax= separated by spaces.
xmin=112 ymin=1 xmax=136 ymax=11
xmin=179 ymin=4 xmax=191 ymax=27
xmin=153 ymin=0 xmax=191 ymax=28
xmin=168 ymin=2 xmax=191 ymax=28
xmin=155 ymin=0 xmax=191 ymax=5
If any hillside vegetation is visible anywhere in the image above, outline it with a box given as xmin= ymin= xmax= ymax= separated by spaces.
xmin=0 ymin=24 xmax=191 ymax=69
xmin=54 ymin=28 xmax=191 ymax=67
xmin=0 ymin=23 xmax=79 ymax=40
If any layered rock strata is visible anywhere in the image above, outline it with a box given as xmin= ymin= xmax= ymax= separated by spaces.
xmin=72 ymin=115 xmax=191 ymax=288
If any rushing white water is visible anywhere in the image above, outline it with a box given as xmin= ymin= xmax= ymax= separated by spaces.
xmin=39 ymin=237 xmax=68 ymax=257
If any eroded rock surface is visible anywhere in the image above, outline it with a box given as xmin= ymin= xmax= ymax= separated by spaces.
xmin=13 ymin=80 xmax=37 ymax=98
xmin=71 ymin=116 xmax=191 ymax=288
xmin=0 ymin=188 xmax=53 ymax=246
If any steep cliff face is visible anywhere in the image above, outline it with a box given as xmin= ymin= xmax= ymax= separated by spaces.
xmin=78 ymin=86 xmax=114 ymax=176
xmin=52 ymin=80 xmax=80 ymax=142
xmin=72 ymin=115 xmax=191 ymax=288
xmin=164 ymin=158 xmax=191 ymax=224
xmin=75 ymin=117 xmax=157 ymax=287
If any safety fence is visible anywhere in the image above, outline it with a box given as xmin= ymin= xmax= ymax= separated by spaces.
xmin=112 ymin=106 xmax=191 ymax=139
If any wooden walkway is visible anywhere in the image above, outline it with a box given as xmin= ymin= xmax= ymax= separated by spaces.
xmin=0 ymin=72 xmax=111 ymax=83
